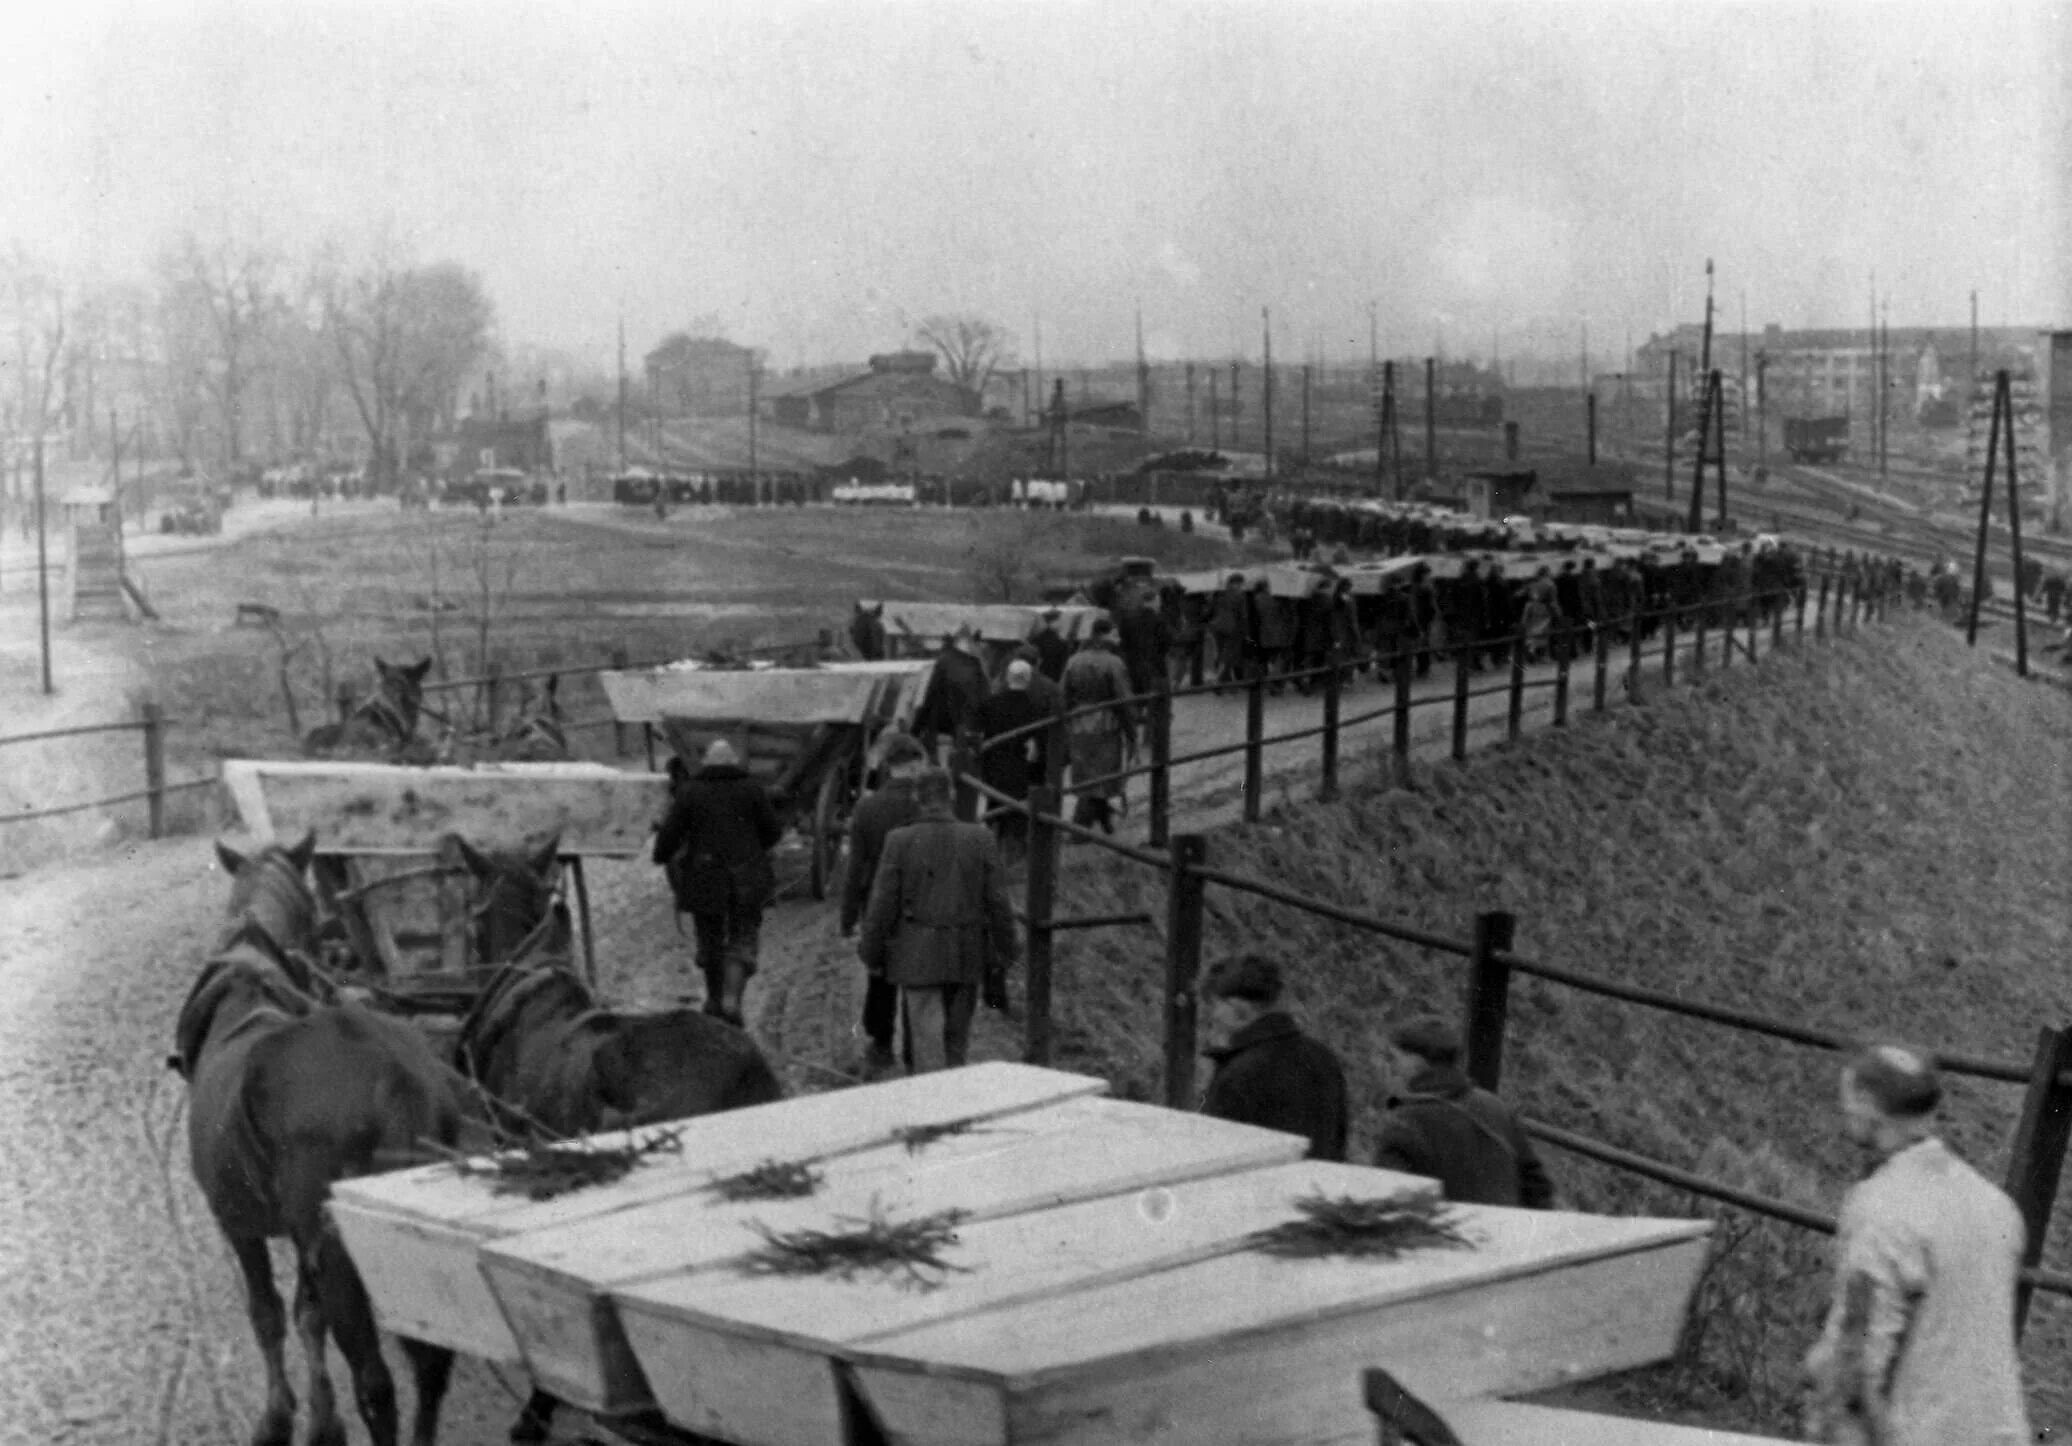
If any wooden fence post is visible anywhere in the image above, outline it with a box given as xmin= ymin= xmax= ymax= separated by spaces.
xmin=1662 ymin=608 xmax=1678 ymax=689
xmin=1149 ymin=689 xmax=1172 ymax=848
xmin=1815 ymin=575 xmax=1830 ymax=639
xmin=1553 ymin=640 xmax=1571 ymax=725
xmin=1628 ymin=612 xmax=1645 ymax=701
xmin=1691 ymin=609 xmax=1708 ymax=677
xmin=1318 ymin=661 xmax=1341 ymax=802
xmin=1163 ymin=834 xmax=1208 ymax=1110
xmin=1392 ymin=651 xmax=1413 ymax=785
xmin=1023 ymin=785 xmax=1059 ymax=1066
xmin=610 ymin=646 xmax=630 ymax=755
xmin=1451 ymin=646 xmax=1470 ymax=762
xmin=141 ymin=701 xmax=166 ymax=839
xmin=1462 ymin=910 xmax=1518 ymax=1091
xmin=1506 ymin=634 xmax=1526 ymax=743
xmin=1243 ymin=675 xmax=1265 ymax=823
xmin=1592 ymin=622 xmax=1610 ymax=713
xmin=2004 ymin=1024 xmax=2072 ymax=1337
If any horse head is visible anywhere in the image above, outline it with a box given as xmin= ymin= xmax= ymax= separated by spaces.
xmin=444 ymin=832 xmax=564 ymax=967
xmin=216 ymin=834 xmax=319 ymax=960
xmin=369 ymin=655 xmax=434 ymax=742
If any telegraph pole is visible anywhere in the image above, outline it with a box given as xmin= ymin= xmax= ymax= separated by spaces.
xmin=1135 ymin=305 xmax=1151 ymax=437
xmin=34 ymin=427 xmax=51 ymax=694
xmin=1209 ymin=368 xmax=1220 ymax=452
xmin=1261 ymin=307 xmax=1274 ymax=479
xmin=1300 ymin=362 xmax=1312 ymax=470
xmin=747 ymin=352 xmax=760 ymax=487
xmin=1664 ymin=350 xmax=1679 ymax=502
xmin=1424 ymin=355 xmax=1437 ymax=484
xmin=615 ymin=315 xmax=628 ymax=471
xmin=1184 ymin=362 xmax=1196 ymax=444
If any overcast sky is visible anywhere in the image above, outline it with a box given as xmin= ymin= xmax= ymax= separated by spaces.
xmin=7 ymin=1 xmax=2066 ymax=371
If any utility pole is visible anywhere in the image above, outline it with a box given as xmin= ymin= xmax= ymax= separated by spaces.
xmin=747 ymin=352 xmax=760 ymax=487
xmin=1756 ymin=353 xmax=1768 ymax=476
xmin=1300 ymin=362 xmax=1312 ymax=470
xmin=1664 ymin=349 xmax=1679 ymax=502
xmin=109 ymin=409 xmax=123 ymax=574
xmin=1739 ymin=289 xmax=1751 ymax=461
xmin=1135 ymin=305 xmax=1151 ymax=437
xmin=1209 ymin=368 xmax=1221 ymax=452
xmin=1580 ymin=318 xmax=1589 ymax=393
xmin=1229 ymin=360 xmax=1240 ymax=451
xmin=1698 ymin=259 xmax=1716 ymax=387
xmin=1424 ymin=355 xmax=1437 ymax=484
xmin=1374 ymin=360 xmax=1392 ymax=495
xmin=1184 ymin=362 xmax=1196 ymax=444
xmin=615 ymin=315 xmax=628 ymax=471
xmin=1032 ymin=312 xmax=1044 ymax=428
xmin=1261 ymin=307 xmax=1274 ymax=479
xmin=1970 ymin=289 xmax=1980 ymax=393
xmin=34 ymin=428 xmax=51 ymax=694
xmin=1878 ymin=300 xmax=1889 ymax=482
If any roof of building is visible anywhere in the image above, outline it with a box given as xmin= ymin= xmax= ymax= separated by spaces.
xmin=645 ymin=334 xmax=754 ymax=367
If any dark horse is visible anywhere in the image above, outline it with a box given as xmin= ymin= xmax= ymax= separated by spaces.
xmin=178 ymin=836 xmax=466 ymax=1446
xmin=445 ymin=834 xmax=783 ymax=1443
xmin=303 ymin=656 xmax=434 ymax=758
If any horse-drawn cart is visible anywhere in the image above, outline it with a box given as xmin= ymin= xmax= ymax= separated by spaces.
xmin=329 ymin=1062 xmax=1715 ymax=1446
xmin=597 ymin=659 xmax=933 ymax=902
xmin=220 ymin=758 xmax=669 ymax=1007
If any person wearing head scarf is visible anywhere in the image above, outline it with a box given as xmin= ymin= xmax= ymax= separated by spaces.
xmin=650 ymin=737 xmax=783 ymax=1026
xmin=972 ymin=659 xmax=1051 ymax=865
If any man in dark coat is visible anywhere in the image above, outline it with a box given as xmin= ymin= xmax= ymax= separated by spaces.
xmin=651 ymin=738 xmax=783 ymax=1026
xmin=839 ymin=732 xmax=927 ymax=1077
xmin=856 ymin=769 xmax=1020 ymax=1072
xmin=1207 ymin=573 xmax=1251 ymax=688
xmin=1372 ymin=1016 xmax=1554 ymax=1208
xmin=914 ymin=625 xmax=989 ymax=761
xmin=1115 ymin=588 xmax=1170 ymax=698
xmin=1028 ymin=609 xmax=1072 ymax=682
xmin=1198 ymin=955 xmax=1347 ymax=1161
xmin=972 ymin=659 xmax=1050 ymax=864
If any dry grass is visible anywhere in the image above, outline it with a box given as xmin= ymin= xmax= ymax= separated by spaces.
xmin=1038 ymin=617 xmax=2072 ymax=1435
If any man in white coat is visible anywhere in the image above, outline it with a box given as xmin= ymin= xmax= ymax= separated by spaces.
xmin=1802 ymin=1044 xmax=2030 ymax=1446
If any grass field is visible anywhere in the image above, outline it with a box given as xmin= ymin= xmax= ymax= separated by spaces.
xmin=123 ymin=501 xmax=1268 ymax=777
xmin=1025 ymin=615 xmax=2072 ymax=1435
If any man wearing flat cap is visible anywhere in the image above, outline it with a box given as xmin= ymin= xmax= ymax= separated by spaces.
xmin=1373 ymin=1016 xmax=1554 ymax=1208
xmin=1198 ymin=954 xmax=1347 ymax=1161
xmin=1802 ymin=1044 xmax=2029 ymax=1446
xmin=651 ymin=737 xmax=783 ymax=1026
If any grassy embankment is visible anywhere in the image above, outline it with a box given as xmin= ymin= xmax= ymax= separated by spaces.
xmin=1034 ymin=615 xmax=2072 ymax=1434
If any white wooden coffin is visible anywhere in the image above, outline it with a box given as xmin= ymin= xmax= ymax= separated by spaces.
xmin=596 ymin=658 xmax=932 ymax=728
xmin=611 ymin=1159 xmax=1449 ymax=1446
xmin=1434 ymin=1401 xmax=1792 ymax=1445
xmin=479 ymin=1097 xmax=1309 ymax=1416
xmin=220 ymin=758 xmax=668 ymax=857
xmin=838 ymin=1207 xmax=1712 ymax=1446
xmin=863 ymin=601 xmax=1108 ymax=646
xmin=325 ymin=1063 xmax=1104 ymax=1364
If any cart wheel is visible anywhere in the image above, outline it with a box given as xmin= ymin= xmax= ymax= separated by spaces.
xmin=809 ymin=765 xmax=844 ymax=901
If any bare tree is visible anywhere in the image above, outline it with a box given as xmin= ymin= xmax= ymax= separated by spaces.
xmin=325 ymin=240 xmax=495 ymax=489
xmin=916 ymin=314 xmax=1014 ymax=405
xmin=157 ymin=233 xmax=281 ymax=469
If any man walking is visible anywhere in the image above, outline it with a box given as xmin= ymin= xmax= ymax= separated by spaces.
xmin=651 ymin=738 xmax=782 ymax=1027
xmin=856 ymin=769 xmax=1020 ymax=1072
xmin=1802 ymin=1044 xmax=2029 ymax=1446
xmin=1060 ymin=616 xmax=1136 ymax=834
xmin=1198 ymin=954 xmax=1347 ymax=1161
xmin=1028 ymin=608 xmax=1071 ymax=682
xmin=1372 ymin=1016 xmax=1554 ymax=1207
xmin=914 ymin=624 xmax=989 ymax=762
xmin=838 ymin=731 xmax=927 ymax=1077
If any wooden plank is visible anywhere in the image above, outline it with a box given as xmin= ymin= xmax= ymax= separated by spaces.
xmin=326 ymin=1064 xmax=1108 ymax=1361
xmin=482 ymin=1099 xmax=1307 ymax=1414
xmin=613 ymin=1161 xmax=1439 ymax=1444
xmin=219 ymin=759 xmax=668 ymax=857
xmin=1435 ymin=1401 xmax=1794 ymax=1446
xmin=849 ymin=1211 xmax=1710 ymax=1446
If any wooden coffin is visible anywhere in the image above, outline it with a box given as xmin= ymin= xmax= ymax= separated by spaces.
xmin=596 ymin=662 xmax=929 ymax=728
xmin=1433 ymin=1401 xmax=1793 ymax=1445
xmin=325 ymin=1063 xmax=1104 ymax=1364
xmin=611 ymin=1159 xmax=1452 ymax=1446
xmin=220 ymin=758 xmax=668 ymax=858
xmin=863 ymin=601 xmax=1108 ymax=646
xmin=479 ymin=1096 xmax=1309 ymax=1416
xmin=836 ymin=1206 xmax=1712 ymax=1446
